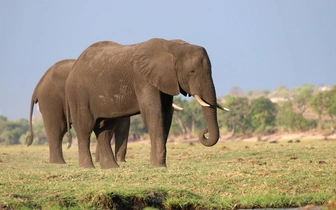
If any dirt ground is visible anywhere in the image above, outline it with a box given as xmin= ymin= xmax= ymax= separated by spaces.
xmin=165 ymin=131 xmax=336 ymax=144
xmin=238 ymin=132 xmax=336 ymax=142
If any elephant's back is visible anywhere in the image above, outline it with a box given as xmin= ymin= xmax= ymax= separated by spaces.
xmin=74 ymin=41 xmax=123 ymax=65
xmin=35 ymin=59 xmax=75 ymax=113
xmin=48 ymin=59 xmax=76 ymax=82
xmin=39 ymin=59 xmax=75 ymax=92
xmin=69 ymin=41 xmax=133 ymax=84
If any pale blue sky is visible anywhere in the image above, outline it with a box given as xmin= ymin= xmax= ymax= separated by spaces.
xmin=0 ymin=1 xmax=335 ymax=119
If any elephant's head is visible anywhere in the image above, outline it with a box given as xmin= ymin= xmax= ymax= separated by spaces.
xmin=133 ymin=38 xmax=227 ymax=147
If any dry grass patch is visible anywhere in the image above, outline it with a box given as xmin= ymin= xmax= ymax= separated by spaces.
xmin=0 ymin=139 xmax=335 ymax=209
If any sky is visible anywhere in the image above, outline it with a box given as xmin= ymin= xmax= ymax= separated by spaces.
xmin=0 ymin=1 xmax=335 ymax=120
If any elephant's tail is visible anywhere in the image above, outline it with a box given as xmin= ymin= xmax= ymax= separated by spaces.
xmin=65 ymin=97 xmax=72 ymax=149
xmin=26 ymin=95 xmax=37 ymax=146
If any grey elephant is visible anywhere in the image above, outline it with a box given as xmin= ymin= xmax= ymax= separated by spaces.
xmin=26 ymin=59 xmax=130 ymax=164
xmin=65 ymin=38 xmax=226 ymax=169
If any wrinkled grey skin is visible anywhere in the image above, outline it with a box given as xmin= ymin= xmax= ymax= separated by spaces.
xmin=26 ymin=59 xmax=129 ymax=164
xmin=65 ymin=38 xmax=220 ymax=169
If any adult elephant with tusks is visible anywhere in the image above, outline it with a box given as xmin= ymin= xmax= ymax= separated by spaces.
xmin=65 ymin=38 xmax=228 ymax=169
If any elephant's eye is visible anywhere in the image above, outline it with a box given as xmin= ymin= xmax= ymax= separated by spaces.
xmin=189 ymin=69 xmax=196 ymax=75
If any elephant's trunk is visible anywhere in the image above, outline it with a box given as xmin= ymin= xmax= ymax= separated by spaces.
xmin=199 ymin=105 xmax=220 ymax=147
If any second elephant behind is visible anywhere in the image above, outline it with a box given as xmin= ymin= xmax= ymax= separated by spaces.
xmin=26 ymin=59 xmax=130 ymax=166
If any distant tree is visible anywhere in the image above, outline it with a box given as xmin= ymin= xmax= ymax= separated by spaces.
xmin=309 ymin=87 xmax=336 ymax=131
xmin=310 ymin=92 xmax=325 ymax=129
xmin=273 ymin=85 xmax=290 ymax=98
xmin=0 ymin=130 xmax=11 ymax=145
xmin=321 ymin=86 xmax=336 ymax=131
xmin=129 ymin=115 xmax=148 ymax=140
xmin=31 ymin=119 xmax=47 ymax=145
xmin=261 ymin=89 xmax=270 ymax=96
xmin=298 ymin=117 xmax=317 ymax=132
xmin=0 ymin=116 xmax=29 ymax=145
xmin=292 ymin=84 xmax=315 ymax=93
xmin=247 ymin=89 xmax=270 ymax=98
xmin=292 ymin=84 xmax=314 ymax=114
xmin=247 ymin=97 xmax=276 ymax=140
xmin=170 ymin=97 xmax=195 ymax=138
xmin=247 ymin=90 xmax=263 ymax=99
xmin=276 ymin=101 xmax=296 ymax=132
xmin=0 ymin=116 xmax=7 ymax=144
xmin=229 ymin=86 xmax=245 ymax=97
xmin=0 ymin=115 xmax=7 ymax=124
xmin=276 ymin=101 xmax=317 ymax=132
xmin=221 ymin=96 xmax=250 ymax=137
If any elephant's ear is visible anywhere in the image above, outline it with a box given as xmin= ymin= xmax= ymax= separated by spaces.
xmin=133 ymin=49 xmax=180 ymax=96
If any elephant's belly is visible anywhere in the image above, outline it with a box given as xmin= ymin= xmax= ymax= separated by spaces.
xmin=92 ymin=94 xmax=140 ymax=119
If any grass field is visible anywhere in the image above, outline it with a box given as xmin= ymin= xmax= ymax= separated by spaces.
xmin=0 ymin=139 xmax=335 ymax=209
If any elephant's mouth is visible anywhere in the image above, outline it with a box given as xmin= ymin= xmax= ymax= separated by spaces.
xmin=179 ymin=86 xmax=188 ymax=97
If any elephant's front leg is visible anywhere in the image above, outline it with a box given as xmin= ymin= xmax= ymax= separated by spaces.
xmin=94 ymin=119 xmax=119 ymax=169
xmin=139 ymin=91 xmax=174 ymax=167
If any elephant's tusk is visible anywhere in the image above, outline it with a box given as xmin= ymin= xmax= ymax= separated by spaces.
xmin=172 ymin=103 xmax=183 ymax=111
xmin=194 ymin=95 xmax=210 ymax=107
xmin=217 ymin=103 xmax=229 ymax=112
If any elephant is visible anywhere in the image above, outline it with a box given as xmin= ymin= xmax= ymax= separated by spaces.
xmin=25 ymin=58 xmax=183 ymax=166
xmin=65 ymin=38 xmax=227 ymax=169
xmin=26 ymin=59 xmax=130 ymax=164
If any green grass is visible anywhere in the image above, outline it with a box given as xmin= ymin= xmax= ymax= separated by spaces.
xmin=0 ymin=139 xmax=335 ymax=209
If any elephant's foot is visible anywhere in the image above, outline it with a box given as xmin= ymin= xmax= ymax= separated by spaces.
xmin=49 ymin=156 xmax=66 ymax=164
xmin=100 ymin=160 xmax=120 ymax=169
xmin=78 ymin=156 xmax=95 ymax=168
xmin=79 ymin=162 xmax=95 ymax=168
xmin=150 ymin=159 xmax=167 ymax=167
xmin=50 ymin=159 xmax=67 ymax=164
xmin=116 ymin=155 xmax=126 ymax=162
xmin=48 ymin=147 xmax=66 ymax=164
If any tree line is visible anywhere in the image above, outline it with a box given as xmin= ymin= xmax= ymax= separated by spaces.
xmin=219 ymin=84 xmax=336 ymax=140
xmin=1 ymin=84 xmax=335 ymax=145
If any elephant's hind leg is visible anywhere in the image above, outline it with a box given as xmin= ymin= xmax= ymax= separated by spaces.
xmin=114 ymin=117 xmax=130 ymax=162
xmin=74 ymin=122 xmax=95 ymax=168
xmin=77 ymin=133 xmax=95 ymax=168
xmin=94 ymin=119 xmax=119 ymax=169
xmin=42 ymin=113 xmax=67 ymax=164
